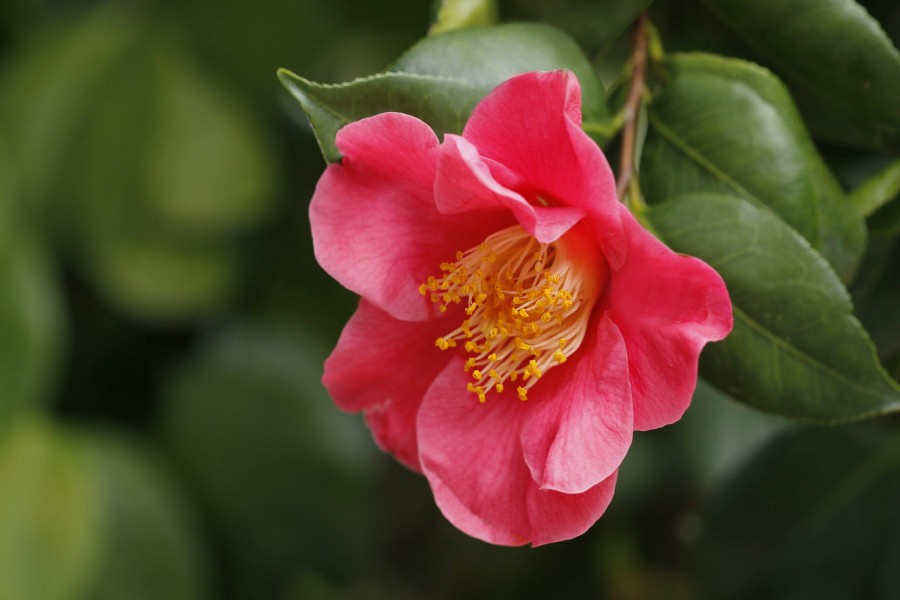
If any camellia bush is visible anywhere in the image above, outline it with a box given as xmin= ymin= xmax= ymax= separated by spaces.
xmin=1 ymin=0 xmax=898 ymax=598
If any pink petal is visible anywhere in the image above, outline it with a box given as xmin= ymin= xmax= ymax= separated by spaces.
xmin=322 ymin=299 xmax=454 ymax=470
xmin=520 ymin=314 xmax=633 ymax=494
xmin=603 ymin=206 xmax=733 ymax=431
xmin=526 ymin=471 xmax=618 ymax=547
xmin=435 ymin=135 xmax=585 ymax=243
xmin=310 ymin=112 xmax=510 ymax=321
xmin=428 ymin=473 xmax=530 ymax=546
xmin=418 ymin=358 xmax=620 ymax=545
xmin=417 ymin=361 xmax=531 ymax=540
xmin=461 ymin=71 xmax=626 ymax=267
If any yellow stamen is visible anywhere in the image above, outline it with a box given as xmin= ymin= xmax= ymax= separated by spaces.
xmin=419 ymin=224 xmax=603 ymax=404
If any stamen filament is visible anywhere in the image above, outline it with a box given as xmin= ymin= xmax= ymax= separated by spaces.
xmin=424 ymin=225 xmax=601 ymax=403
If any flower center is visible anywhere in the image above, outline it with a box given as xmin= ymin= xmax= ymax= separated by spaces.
xmin=420 ymin=224 xmax=603 ymax=403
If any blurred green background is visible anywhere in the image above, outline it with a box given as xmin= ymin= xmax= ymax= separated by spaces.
xmin=1 ymin=1 xmax=898 ymax=599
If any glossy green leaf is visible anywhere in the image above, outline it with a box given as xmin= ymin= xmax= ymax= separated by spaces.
xmin=278 ymin=71 xmax=481 ymax=163
xmin=0 ymin=418 xmax=103 ymax=600
xmin=391 ymin=23 xmax=609 ymax=123
xmin=77 ymin=429 xmax=211 ymax=600
xmin=280 ymin=23 xmax=610 ymax=163
xmin=697 ymin=423 xmax=900 ymax=599
xmin=429 ymin=0 xmax=498 ymax=35
xmin=642 ymin=53 xmax=866 ymax=282
xmin=701 ymin=0 xmax=900 ymax=150
xmin=647 ymin=193 xmax=900 ymax=421
xmin=0 ymin=231 xmax=64 ymax=428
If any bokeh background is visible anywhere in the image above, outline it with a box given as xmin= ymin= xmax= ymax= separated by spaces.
xmin=1 ymin=1 xmax=898 ymax=599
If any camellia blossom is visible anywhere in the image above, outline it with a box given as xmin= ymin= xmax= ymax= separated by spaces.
xmin=312 ymin=70 xmax=733 ymax=546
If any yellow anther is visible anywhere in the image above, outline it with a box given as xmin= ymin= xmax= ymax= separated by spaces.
xmin=517 ymin=387 xmax=528 ymax=401
xmin=420 ymin=224 xmax=596 ymax=406
xmin=461 ymin=321 xmax=472 ymax=338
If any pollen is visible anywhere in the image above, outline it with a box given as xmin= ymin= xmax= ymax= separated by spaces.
xmin=420 ymin=224 xmax=602 ymax=404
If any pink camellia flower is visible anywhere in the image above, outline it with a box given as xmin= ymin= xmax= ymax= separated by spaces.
xmin=312 ymin=70 xmax=732 ymax=546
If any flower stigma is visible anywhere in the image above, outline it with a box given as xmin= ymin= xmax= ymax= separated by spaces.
xmin=421 ymin=224 xmax=604 ymax=403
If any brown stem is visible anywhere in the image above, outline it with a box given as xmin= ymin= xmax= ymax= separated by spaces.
xmin=616 ymin=11 xmax=648 ymax=200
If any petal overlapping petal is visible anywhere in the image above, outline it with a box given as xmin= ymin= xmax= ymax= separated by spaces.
xmin=310 ymin=112 xmax=509 ymax=321
xmin=603 ymin=206 xmax=733 ymax=430
xmin=461 ymin=71 xmax=626 ymax=267
xmin=435 ymin=135 xmax=585 ymax=244
xmin=526 ymin=471 xmax=617 ymax=547
xmin=323 ymin=299 xmax=454 ymax=470
xmin=418 ymin=357 xmax=620 ymax=545
xmin=520 ymin=314 xmax=632 ymax=494
xmin=417 ymin=360 xmax=531 ymax=541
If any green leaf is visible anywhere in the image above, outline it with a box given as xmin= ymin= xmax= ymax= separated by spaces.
xmin=641 ymin=53 xmax=866 ymax=282
xmin=70 ymin=36 xmax=271 ymax=322
xmin=429 ymin=0 xmax=498 ymax=35
xmin=0 ymin=231 xmax=64 ymax=428
xmin=697 ymin=423 xmax=900 ymax=600
xmin=158 ymin=322 xmax=375 ymax=595
xmin=0 ymin=417 xmax=103 ymax=600
xmin=647 ymin=193 xmax=900 ymax=421
xmin=701 ymin=0 xmax=900 ymax=150
xmin=280 ymin=23 xmax=610 ymax=163
xmin=0 ymin=5 xmax=135 ymax=215
xmin=278 ymin=71 xmax=482 ymax=163
xmin=83 ymin=235 xmax=238 ymax=324
xmin=77 ymin=429 xmax=211 ymax=600
xmin=144 ymin=42 xmax=277 ymax=239
xmin=391 ymin=23 xmax=609 ymax=123
xmin=849 ymin=157 xmax=900 ymax=218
